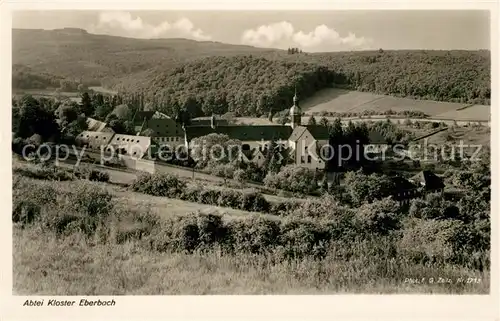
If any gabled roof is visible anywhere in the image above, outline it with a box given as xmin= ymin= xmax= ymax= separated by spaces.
xmin=410 ymin=170 xmax=445 ymax=190
xmin=86 ymin=117 xmax=108 ymax=132
xmin=289 ymin=125 xmax=330 ymax=142
xmin=391 ymin=176 xmax=418 ymax=191
xmin=185 ymin=125 xmax=293 ymax=142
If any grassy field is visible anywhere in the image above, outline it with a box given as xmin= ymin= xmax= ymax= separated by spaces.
xmin=14 ymin=227 xmax=488 ymax=295
xmin=300 ymin=88 xmax=490 ymax=121
xmin=12 ymin=159 xmax=490 ymax=295
xmin=422 ymin=126 xmax=491 ymax=147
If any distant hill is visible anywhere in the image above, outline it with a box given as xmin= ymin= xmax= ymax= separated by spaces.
xmin=12 ymin=64 xmax=65 ymax=90
xmin=12 ymin=29 xmax=490 ymax=118
xmin=12 ymin=28 xmax=280 ymax=88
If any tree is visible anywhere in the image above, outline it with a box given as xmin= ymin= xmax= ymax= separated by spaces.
xmin=190 ymin=133 xmax=242 ymax=168
xmin=58 ymin=103 xmax=79 ymax=126
xmin=95 ymin=102 xmax=114 ymax=120
xmin=16 ymin=95 xmax=60 ymax=141
xmin=263 ymin=165 xmax=318 ymax=194
xmin=344 ymin=170 xmax=396 ymax=206
xmin=80 ymin=92 xmax=94 ymax=116
xmin=319 ymin=117 xmax=329 ymax=127
xmin=277 ymin=114 xmax=290 ymax=125
xmin=63 ymin=115 xmax=88 ymax=141
xmin=307 ymin=115 xmax=317 ymax=125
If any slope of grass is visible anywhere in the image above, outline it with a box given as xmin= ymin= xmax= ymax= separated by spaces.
xmin=14 ymin=227 xmax=488 ymax=295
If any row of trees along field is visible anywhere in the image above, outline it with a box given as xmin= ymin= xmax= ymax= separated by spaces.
xmin=131 ymin=50 xmax=489 ymax=118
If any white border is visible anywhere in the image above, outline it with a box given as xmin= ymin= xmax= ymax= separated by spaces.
xmin=1 ymin=1 xmax=498 ymax=321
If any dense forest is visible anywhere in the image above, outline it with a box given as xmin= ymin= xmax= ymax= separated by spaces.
xmin=12 ymin=64 xmax=66 ymax=90
xmin=13 ymin=29 xmax=490 ymax=118
xmin=139 ymin=51 xmax=490 ymax=118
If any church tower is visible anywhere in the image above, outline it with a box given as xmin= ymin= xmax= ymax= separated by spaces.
xmin=290 ymin=87 xmax=302 ymax=129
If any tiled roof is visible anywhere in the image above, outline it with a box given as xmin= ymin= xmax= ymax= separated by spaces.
xmin=185 ymin=125 xmax=293 ymax=142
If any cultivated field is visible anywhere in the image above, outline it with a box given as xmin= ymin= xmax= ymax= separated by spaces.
xmin=301 ymin=88 xmax=490 ymax=121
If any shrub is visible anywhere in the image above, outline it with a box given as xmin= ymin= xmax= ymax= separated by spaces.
xmin=146 ymin=215 xmax=200 ymax=253
xmin=355 ymin=198 xmax=401 ymax=235
xmin=196 ymin=213 xmax=228 ymax=248
xmin=130 ymin=172 xmax=186 ymax=198
xmin=279 ymin=218 xmax=329 ymax=259
xmin=269 ymin=200 xmax=302 ymax=216
xmin=73 ymin=166 xmax=110 ymax=182
xmin=226 ymin=216 xmax=280 ymax=254
xmin=264 ymin=165 xmax=317 ymax=194
xmin=44 ymin=182 xmax=114 ymax=236
xmin=238 ymin=189 xmax=270 ymax=212
xmin=399 ymin=218 xmax=466 ymax=263
xmin=12 ymin=200 xmax=41 ymax=226
xmin=13 ymin=164 xmax=75 ymax=181
xmin=217 ymin=189 xmax=241 ymax=208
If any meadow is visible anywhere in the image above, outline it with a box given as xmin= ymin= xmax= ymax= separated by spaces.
xmin=301 ymin=88 xmax=490 ymax=121
xmin=12 ymin=159 xmax=490 ymax=295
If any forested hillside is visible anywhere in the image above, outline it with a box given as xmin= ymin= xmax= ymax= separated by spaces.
xmin=12 ymin=64 xmax=64 ymax=90
xmin=140 ymin=51 xmax=490 ymax=118
xmin=13 ymin=29 xmax=490 ymax=118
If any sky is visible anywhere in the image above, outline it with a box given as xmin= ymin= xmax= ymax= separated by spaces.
xmin=12 ymin=10 xmax=491 ymax=51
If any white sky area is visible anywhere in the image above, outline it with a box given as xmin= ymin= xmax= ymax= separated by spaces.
xmin=13 ymin=10 xmax=490 ymax=51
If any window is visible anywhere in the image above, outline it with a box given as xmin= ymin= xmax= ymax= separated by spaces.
xmin=137 ymin=140 xmax=140 ymax=143
xmin=305 ymin=146 xmax=308 ymax=152
xmin=117 ymin=138 xmax=120 ymax=141
xmin=307 ymin=155 xmax=312 ymax=163
xmin=301 ymin=156 xmax=305 ymax=163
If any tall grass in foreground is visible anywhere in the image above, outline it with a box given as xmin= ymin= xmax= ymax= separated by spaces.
xmin=13 ymin=228 xmax=488 ymax=295
xmin=12 ymin=174 xmax=490 ymax=294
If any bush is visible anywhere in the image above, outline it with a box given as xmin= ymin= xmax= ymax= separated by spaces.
xmin=269 ymin=200 xmax=302 ymax=216
xmin=239 ymin=189 xmax=270 ymax=212
xmin=355 ymin=198 xmax=401 ymax=235
xmin=130 ymin=172 xmax=186 ymax=198
xmin=73 ymin=166 xmax=110 ymax=182
xmin=226 ymin=216 xmax=280 ymax=254
xmin=216 ymin=189 xmax=241 ymax=208
xmin=279 ymin=217 xmax=329 ymax=259
xmin=264 ymin=165 xmax=317 ymax=194
xmin=13 ymin=164 xmax=74 ymax=181
xmin=399 ymin=218 xmax=466 ymax=263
